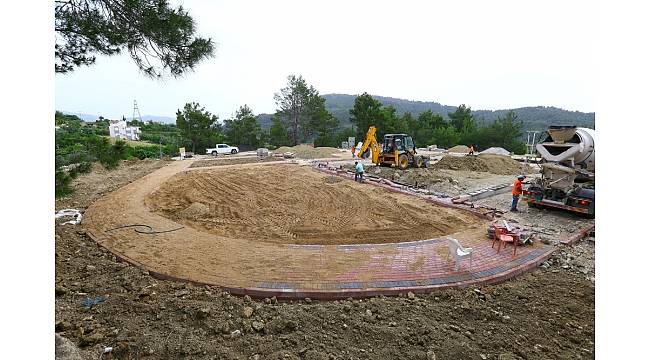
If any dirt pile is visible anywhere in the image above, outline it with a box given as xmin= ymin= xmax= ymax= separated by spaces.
xmin=448 ymin=145 xmax=470 ymax=153
xmin=432 ymin=154 xmax=525 ymax=175
xmin=147 ymin=165 xmax=480 ymax=245
xmin=361 ymin=165 xmax=453 ymax=188
xmin=178 ymin=202 xmax=211 ymax=219
xmin=274 ymin=145 xmax=341 ymax=159
xmin=479 ymin=147 xmax=511 ymax=156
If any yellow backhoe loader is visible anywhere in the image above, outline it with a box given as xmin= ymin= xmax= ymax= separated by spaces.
xmin=355 ymin=126 xmax=428 ymax=169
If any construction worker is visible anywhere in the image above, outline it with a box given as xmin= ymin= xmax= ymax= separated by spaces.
xmin=510 ymin=175 xmax=525 ymax=211
xmin=351 ymin=144 xmax=356 ymax=158
xmin=468 ymin=144 xmax=476 ymax=155
xmin=354 ymin=161 xmax=365 ymax=182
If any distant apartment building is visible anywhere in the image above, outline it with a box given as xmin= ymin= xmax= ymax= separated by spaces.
xmin=108 ymin=119 xmax=141 ymax=141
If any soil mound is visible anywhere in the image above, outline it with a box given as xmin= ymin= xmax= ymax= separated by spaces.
xmin=479 ymin=147 xmax=511 ymax=156
xmin=147 ymin=165 xmax=481 ymax=245
xmin=274 ymin=145 xmax=341 ymax=159
xmin=448 ymin=145 xmax=470 ymax=153
xmin=432 ymin=154 xmax=523 ymax=175
xmin=178 ymin=202 xmax=210 ymax=219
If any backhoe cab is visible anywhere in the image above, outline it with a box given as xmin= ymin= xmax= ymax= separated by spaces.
xmin=356 ymin=126 xmax=427 ymax=169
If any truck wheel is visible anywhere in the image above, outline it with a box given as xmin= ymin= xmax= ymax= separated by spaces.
xmin=415 ymin=156 xmax=425 ymax=168
xmin=231 ymin=149 xmax=237 ymax=154
xmin=211 ymin=151 xmax=218 ymax=156
xmin=398 ymin=154 xmax=409 ymax=170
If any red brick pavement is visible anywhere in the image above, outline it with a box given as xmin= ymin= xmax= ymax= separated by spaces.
xmin=84 ymin=161 xmax=556 ymax=300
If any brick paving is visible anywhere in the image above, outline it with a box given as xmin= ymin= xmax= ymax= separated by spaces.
xmin=84 ymin=160 xmax=555 ymax=300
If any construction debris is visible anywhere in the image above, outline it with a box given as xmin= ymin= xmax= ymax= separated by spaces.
xmin=256 ymin=148 xmax=270 ymax=157
xmin=55 ymin=209 xmax=83 ymax=225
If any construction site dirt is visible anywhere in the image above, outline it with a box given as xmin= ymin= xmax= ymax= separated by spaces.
xmin=189 ymin=156 xmax=283 ymax=168
xmin=147 ymin=165 xmax=482 ymax=245
xmin=55 ymin=158 xmax=595 ymax=360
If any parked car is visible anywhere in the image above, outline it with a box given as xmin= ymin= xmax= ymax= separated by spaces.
xmin=206 ymin=144 xmax=239 ymax=156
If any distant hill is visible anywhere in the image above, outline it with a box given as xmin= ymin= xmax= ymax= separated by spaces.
xmin=256 ymin=94 xmax=595 ymax=133
xmin=60 ymin=110 xmax=175 ymax=124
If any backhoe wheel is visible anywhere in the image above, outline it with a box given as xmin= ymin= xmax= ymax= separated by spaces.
xmin=415 ymin=156 xmax=425 ymax=168
xmin=398 ymin=154 xmax=409 ymax=169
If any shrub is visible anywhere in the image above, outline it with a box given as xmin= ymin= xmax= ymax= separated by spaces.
xmin=55 ymin=169 xmax=74 ymax=198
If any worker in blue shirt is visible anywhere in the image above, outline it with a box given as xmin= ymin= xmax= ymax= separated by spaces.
xmin=354 ymin=161 xmax=364 ymax=182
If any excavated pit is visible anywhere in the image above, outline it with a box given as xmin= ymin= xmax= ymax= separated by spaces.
xmin=145 ymin=165 xmax=483 ymax=245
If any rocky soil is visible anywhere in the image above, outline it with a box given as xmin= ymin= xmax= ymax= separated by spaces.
xmin=473 ymin=192 xmax=595 ymax=241
xmin=349 ymin=164 xmax=515 ymax=197
xmin=55 ymin=159 xmax=595 ymax=360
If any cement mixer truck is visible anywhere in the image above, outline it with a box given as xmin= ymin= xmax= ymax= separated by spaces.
xmin=523 ymin=126 xmax=595 ymax=216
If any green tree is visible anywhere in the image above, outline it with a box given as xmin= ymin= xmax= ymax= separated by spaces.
xmin=273 ymin=74 xmax=334 ymax=145
xmin=380 ymin=106 xmax=407 ymax=135
xmin=175 ymin=102 xmax=221 ymax=153
xmin=349 ymin=92 xmax=384 ymax=140
xmin=335 ymin=127 xmax=357 ymax=147
xmin=55 ymin=0 xmax=214 ymax=77
xmin=223 ymin=105 xmax=263 ymax=149
xmin=474 ymin=111 xmax=526 ymax=153
xmin=269 ymin=114 xmax=291 ymax=147
xmin=448 ymin=104 xmax=476 ymax=134
xmin=55 ymin=111 xmax=83 ymax=127
xmin=402 ymin=112 xmax=417 ymax=137
xmin=411 ymin=110 xmax=446 ymax=146
xmin=349 ymin=93 xmax=409 ymax=140
xmin=432 ymin=126 xmax=461 ymax=149
xmin=309 ymin=95 xmax=340 ymax=147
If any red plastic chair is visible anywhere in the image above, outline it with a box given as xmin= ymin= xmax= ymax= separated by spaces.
xmin=492 ymin=225 xmax=519 ymax=256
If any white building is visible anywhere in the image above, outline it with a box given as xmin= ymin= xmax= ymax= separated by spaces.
xmin=108 ymin=119 xmax=141 ymax=141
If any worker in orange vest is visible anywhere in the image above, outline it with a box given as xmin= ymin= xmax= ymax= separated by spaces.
xmin=510 ymin=175 xmax=525 ymax=211
xmin=351 ymin=145 xmax=356 ymax=158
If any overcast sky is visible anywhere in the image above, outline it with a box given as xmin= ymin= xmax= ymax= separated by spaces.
xmin=55 ymin=0 xmax=595 ymax=119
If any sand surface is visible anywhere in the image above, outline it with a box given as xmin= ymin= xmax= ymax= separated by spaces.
xmin=146 ymin=165 xmax=481 ymax=245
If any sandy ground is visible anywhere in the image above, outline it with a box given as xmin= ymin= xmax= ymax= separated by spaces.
xmin=147 ymin=165 xmax=482 ymax=245
xmin=55 ymin=159 xmax=595 ymax=360
xmin=190 ymin=156 xmax=283 ymax=168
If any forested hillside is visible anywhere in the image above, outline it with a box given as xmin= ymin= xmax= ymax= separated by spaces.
xmin=257 ymin=94 xmax=595 ymax=133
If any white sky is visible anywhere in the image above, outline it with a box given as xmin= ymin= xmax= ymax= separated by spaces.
xmin=55 ymin=0 xmax=596 ymax=119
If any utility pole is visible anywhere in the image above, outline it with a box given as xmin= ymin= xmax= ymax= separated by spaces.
xmin=523 ymin=130 xmax=539 ymax=175
xmin=132 ymin=100 xmax=142 ymax=123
